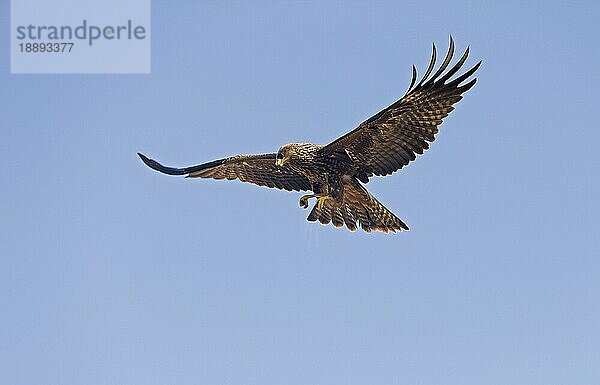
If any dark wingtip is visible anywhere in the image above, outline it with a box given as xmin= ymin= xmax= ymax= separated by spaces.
xmin=137 ymin=152 xmax=149 ymax=163
xmin=137 ymin=152 xmax=152 ymax=167
xmin=137 ymin=152 xmax=187 ymax=176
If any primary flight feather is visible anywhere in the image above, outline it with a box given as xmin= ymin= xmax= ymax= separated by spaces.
xmin=139 ymin=37 xmax=481 ymax=233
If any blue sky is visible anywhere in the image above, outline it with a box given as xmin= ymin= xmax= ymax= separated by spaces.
xmin=1 ymin=1 xmax=599 ymax=384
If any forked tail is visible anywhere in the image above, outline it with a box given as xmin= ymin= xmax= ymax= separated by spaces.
xmin=307 ymin=180 xmax=409 ymax=233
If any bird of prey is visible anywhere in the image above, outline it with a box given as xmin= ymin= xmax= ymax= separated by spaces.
xmin=139 ymin=37 xmax=480 ymax=233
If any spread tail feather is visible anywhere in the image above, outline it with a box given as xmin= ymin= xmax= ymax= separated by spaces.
xmin=307 ymin=180 xmax=409 ymax=233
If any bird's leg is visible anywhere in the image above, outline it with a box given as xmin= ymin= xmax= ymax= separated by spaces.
xmin=299 ymin=194 xmax=334 ymax=209
xmin=316 ymin=195 xmax=334 ymax=209
xmin=299 ymin=194 xmax=317 ymax=209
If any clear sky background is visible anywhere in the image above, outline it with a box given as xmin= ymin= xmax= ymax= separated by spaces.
xmin=1 ymin=1 xmax=599 ymax=385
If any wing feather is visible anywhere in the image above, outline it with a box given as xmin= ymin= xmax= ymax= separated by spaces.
xmin=319 ymin=37 xmax=480 ymax=178
xmin=417 ymin=43 xmax=437 ymax=87
xmin=138 ymin=152 xmax=312 ymax=191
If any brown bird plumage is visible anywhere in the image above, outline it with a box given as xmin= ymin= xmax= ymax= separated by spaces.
xmin=139 ymin=37 xmax=480 ymax=233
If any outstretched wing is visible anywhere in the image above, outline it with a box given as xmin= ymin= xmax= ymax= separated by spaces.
xmin=138 ymin=152 xmax=312 ymax=191
xmin=319 ymin=37 xmax=481 ymax=180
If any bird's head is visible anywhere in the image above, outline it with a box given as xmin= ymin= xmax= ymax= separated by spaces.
xmin=275 ymin=143 xmax=295 ymax=167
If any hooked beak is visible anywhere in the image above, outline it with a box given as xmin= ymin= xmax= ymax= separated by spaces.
xmin=276 ymin=155 xmax=290 ymax=167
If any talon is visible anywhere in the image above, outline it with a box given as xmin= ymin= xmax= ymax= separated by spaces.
xmin=299 ymin=194 xmax=314 ymax=209
xmin=299 ymin=198 xmax=308 ymax=208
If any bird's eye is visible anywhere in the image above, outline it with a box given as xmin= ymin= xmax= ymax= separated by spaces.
xmin=277 ymin=153 xmax=284 ymax=159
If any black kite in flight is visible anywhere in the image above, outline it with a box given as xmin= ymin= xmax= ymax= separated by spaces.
xmin=139 ymin=37 xmax=480 ymax=233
